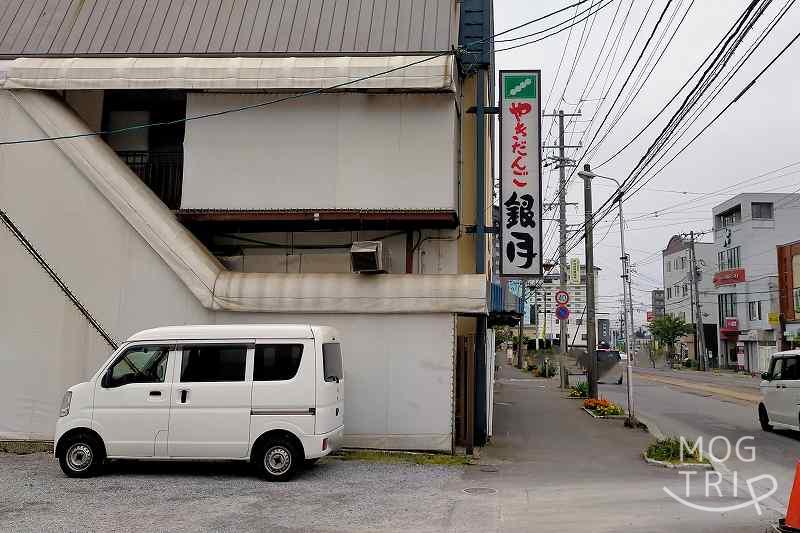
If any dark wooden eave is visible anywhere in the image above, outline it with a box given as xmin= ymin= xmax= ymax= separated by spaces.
xmin=176 ymin=209 xmax=460 ymax=232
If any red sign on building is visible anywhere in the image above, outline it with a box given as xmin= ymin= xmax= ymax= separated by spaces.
xmin=713 ymin=268 xmax=746 ymax=287
xmin=646 ymin=311 xmax=654 ymax=321
xmin=723 ymin=318 xmax=739 ymax=330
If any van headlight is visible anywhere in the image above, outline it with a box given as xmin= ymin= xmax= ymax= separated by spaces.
xmin=59 ymin=391 xmax=72 ymax=417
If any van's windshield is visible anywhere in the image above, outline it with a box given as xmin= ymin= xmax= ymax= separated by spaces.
xmin=323 ymin=343 xmax=343 ymax=382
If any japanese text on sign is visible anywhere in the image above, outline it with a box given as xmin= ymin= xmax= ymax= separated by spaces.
xmin=500 ymin=71 xmax=542 ymax=276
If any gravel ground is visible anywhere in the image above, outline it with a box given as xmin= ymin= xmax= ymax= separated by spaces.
xmin=0 ymin=453 xmax=466 ymax=532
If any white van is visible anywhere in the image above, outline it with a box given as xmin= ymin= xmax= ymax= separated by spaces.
xmin=759 ymin=350 xmax=799 ymax=432
xmin=54 ymin=324 xmax=344 ymax=481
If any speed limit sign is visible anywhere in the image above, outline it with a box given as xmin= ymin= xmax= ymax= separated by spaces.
xmin=554 ymin=290 xmax=570 ymax=305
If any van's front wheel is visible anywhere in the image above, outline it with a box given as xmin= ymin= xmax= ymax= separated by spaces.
xmin=58 ymin=435 xmax=102 ymax=478
xmin=255 ymin=438 xmax=300 ymax=481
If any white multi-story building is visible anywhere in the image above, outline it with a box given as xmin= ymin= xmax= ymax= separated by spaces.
xmin=526 ymin=265 xmax=599 ymax=348
xmin=712 ymin=193 xmax=800 ymax=372
xmin=662 ymin=235 xmax=719 ymax=362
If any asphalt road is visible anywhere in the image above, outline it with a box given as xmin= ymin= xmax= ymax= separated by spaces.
xmin=600 ymin=371 xmax=800 ymax=517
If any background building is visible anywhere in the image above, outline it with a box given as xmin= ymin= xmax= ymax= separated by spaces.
xmin=662 ymin=235 xmax=719 ymax=363
xmin=713 ymin=193 xmax=800 ymax=372
xmin=651 ymin=289 xmax=666 ymax=318
xmin=523 ymin=265 xmax=600 ymax=348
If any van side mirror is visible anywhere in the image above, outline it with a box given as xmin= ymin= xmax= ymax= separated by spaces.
xmin=101 ymin=369 xmax=113 ymax=388
xmin=761 ymin=372 xmax=771 ymax=381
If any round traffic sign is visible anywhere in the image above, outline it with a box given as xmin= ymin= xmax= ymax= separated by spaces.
xmin=554 ymin=290 xmax=570 ymax=305
xmin=555 ymin=305 xmax=570 ymax=320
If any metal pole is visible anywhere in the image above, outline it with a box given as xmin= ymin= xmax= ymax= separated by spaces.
xmin=617 ymin=199 xmax=635 ymax=423
xmin=558 ymin=110 xmax=569 ymax=388
xmin=582 ymin=167 xmax=598 ymax=399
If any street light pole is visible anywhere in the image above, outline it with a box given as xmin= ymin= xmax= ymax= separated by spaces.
xmin=578 ymin=165 xmax=635 ymax=421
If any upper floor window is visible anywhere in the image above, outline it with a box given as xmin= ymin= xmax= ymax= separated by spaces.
xmin=667 ymin=287 xmax=672 ymax=299
xmin=681 ymin=257 xmax=686 ymax=270
xmin=748 ymin=301 xmax=762 ymax=321
xmin=716 ymin=206 xmax=741 ymax=229
xmin=718 ymin=246 xmax=741 ymax=271
xmin=666 ymin=261 xmax=671 ymax=273
xmin=752 ymin=202 xmax=774 ymax=220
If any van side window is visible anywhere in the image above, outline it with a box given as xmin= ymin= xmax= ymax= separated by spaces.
xmin=778 ymin=357 xmax=798 ymax=380
xmin=180 ymin=345 xmax=247 ymax=382
xmin=254 ymin=344 xmax=303 ymax=381
xmin=322 ymin=343 xmax=343 ymax=382
xmin=106 ymin=345 xmax=170 ymax=387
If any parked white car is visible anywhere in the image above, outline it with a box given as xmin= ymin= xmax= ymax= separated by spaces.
xmin=759 ymin=350 xmax=799 ymax=432
xmin=55 ymin=324 xmax=344 ymax=481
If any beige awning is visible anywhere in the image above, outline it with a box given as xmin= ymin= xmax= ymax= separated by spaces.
xmin=0 ymin=55 xmax=455 ymax=92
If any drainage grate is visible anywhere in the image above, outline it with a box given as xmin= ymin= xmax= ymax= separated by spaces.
xmin=479 ymin=466 xmax=499 ymax=473
xmin=463 ymin=487 xmax=498 ymax=495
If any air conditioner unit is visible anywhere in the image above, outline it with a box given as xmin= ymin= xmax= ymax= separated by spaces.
xmin=350 ymin=241 xmax=390 ymax=273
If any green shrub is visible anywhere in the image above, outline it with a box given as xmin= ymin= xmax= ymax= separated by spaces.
xmin=646 ymin=437 xmax=708 ymax=464
xmin=568 ymin=382 xmax=589 ymax=398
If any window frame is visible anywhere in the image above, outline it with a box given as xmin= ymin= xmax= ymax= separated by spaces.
xmin=752 ymin=202 xmax=774 ymax=220
xmin=322 ymin=343 xmax=343 ymax=383
xmin=253 ymin=343 xmax=304 ymax=382
xmin=179 ymin=343 xmax=249 ymax=383
xmin=102 ymin=344 xmax=172 ymax=388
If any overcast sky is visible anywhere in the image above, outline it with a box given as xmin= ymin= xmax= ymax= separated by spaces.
xmin=493 ymin=0 xmax=800 ymax=325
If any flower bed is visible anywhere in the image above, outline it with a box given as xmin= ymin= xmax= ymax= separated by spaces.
xmin=582 ymin=398 xmax=625 ymax=418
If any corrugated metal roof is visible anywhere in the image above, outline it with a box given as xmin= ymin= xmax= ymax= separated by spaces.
xmin=0 ymin=0 xmax=458 ymax=57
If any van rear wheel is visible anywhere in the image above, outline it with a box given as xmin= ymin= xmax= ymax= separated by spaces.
xmin=58 ymin=434 xmax=102 ymax=478
xmin=254 ymin=437 xmax=300 ymax=481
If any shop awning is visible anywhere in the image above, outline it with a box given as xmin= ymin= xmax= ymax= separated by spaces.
xmin=0 ymin=55 xmax=455 ymax=92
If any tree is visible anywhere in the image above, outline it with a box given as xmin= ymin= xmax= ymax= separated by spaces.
xmin=494 ymin=326 xmax=515 ymax=346
xmin=647 ymin=315 xmax=693 ymax=363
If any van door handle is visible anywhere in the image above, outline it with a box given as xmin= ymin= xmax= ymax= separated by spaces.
xmin=180 ymin=389 xmax=188 ymax=403
xmin=149 ymin=390 xmax=161 ymax=397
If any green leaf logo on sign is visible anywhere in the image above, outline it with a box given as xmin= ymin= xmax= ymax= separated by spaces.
xmin=504 ymin=74 xmax=537 ymax=99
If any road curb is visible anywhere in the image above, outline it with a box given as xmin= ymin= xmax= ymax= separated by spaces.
xmin=642 ymin=455 xmax=713 ymax=470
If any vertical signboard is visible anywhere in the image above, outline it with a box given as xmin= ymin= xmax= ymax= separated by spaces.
xmin=500 ymin=70 xmax=542 ymax=277
xmin=569 ymin=257 xmax=581 ymax=285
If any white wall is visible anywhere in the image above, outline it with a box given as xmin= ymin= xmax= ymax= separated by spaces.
xmin=215 ymin=312 xmax=455 ymax=451
xmin=182 ymin=92 xmax=458 ymax=210
xmin=0 ymin=90 xmax=456 ymax=450
xmin=216 ymin=229 xmax=458 ymax=275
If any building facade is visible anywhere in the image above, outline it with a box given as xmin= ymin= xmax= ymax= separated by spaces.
xmin=662 ymin=235 xmax=719 ymax=363
xmin=651 ymin=289 xmax=665 ymax=318
xmin=712 ymin=193 xmax=800 ymax=372
xmin=777 ymin=240 xmax=800 ymax=348
xmin=0 ymin=0 xmax=496 ymax=451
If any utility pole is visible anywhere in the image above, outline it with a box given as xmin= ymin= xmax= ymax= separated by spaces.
xmin=688 ymin=231 xmax=707 ymax=371
xmin=543 ymin=110 xmax=581 ymax=388
xmin=581 ymin=165 xmax=598 ymax=399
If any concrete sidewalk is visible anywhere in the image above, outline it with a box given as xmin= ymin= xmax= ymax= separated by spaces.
xmin=447 ymin=364 xmax=778 ymax=532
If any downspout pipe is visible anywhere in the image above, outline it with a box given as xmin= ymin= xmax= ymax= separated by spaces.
xmin=474 ymin=68 xmax=488 ymax=446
